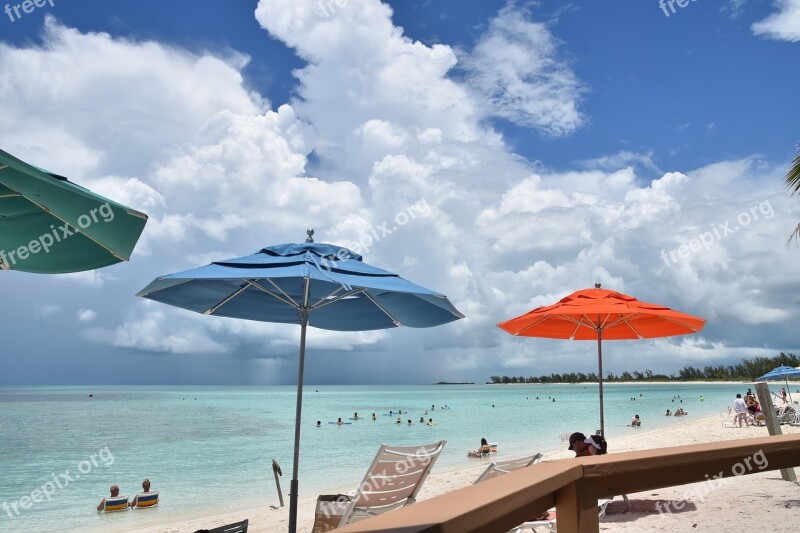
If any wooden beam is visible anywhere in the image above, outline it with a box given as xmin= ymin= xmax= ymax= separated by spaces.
xmin=336 ymin=435 xmax=800 ymax=533
xmin=336 ymin=462 xmax=583 ymax=532
xmin=583 ymin=434 xmax=800 ymax=496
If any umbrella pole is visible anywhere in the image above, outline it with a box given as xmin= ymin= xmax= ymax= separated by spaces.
xmin=597 ymin=328 xmax=605 ymax=438
xmin=786 ymin=376 xmax=794 ymax=405
xmin=288 ymin=309 xmax=309 ymax=533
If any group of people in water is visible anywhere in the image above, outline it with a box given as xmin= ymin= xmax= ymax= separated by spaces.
xmin=665 ymin=408 xmax=688 ymax=416
xmin=318 ymin=407 xmax=444 ymax=427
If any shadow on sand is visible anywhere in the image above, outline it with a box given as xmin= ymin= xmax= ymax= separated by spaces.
xmin=604 ymin=498 xmax=698 ymax=523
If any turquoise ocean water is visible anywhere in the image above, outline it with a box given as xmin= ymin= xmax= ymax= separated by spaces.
xmin=0 ymin=383 xmax=752 ymax=532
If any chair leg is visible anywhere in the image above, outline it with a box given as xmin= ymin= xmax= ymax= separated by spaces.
xmin=622 ymin=494 xmax=632 ymax=511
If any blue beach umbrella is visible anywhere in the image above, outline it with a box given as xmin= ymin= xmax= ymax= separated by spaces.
xmin=755 ymin=366 xmax=800 ymax=403
xmin=137 ymin=230 xmax=463 ymax=533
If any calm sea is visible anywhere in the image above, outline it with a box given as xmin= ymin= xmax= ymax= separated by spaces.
xmin=0 ymin=383 xmax=752 ymax=532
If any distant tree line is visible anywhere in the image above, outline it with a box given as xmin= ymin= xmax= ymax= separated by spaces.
xmin=488 ymin=353 xmax=799 ymax=384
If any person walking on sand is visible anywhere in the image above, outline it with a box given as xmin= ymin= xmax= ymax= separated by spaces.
xmin=733 ymin=394 xmax=749 ymax=427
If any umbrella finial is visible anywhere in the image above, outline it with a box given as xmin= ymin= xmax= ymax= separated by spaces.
xmin=306 ymin=228 xmax=314 ymax=243
xmin=595 ymin=282 xmax=601 ymax=289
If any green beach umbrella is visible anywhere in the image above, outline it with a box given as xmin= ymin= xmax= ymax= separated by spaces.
xmin=0 ymin=148 xmax=148 ymax=273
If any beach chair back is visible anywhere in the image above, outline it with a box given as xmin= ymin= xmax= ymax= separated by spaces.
xmin=338 ymin=440 xmax=446 ymax=526
xmin=474 ymin=452 xmax=543 ymax=484
xmin=133 ymin=491 xmax=159 ymax=508
xmin=206 ymin=518 xmax=249 ymax=532
xmin=102 ymin=495 xmax=129 ymax=512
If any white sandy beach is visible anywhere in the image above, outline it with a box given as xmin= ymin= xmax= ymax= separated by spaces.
xmin=129 ymin=408 xmax=800 ymax=533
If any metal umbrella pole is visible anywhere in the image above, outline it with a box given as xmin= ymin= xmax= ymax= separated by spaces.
xmin=288 ymin=295 xmax=310 ymax=533
xmin=597 ymin=325 xmax=604 ymax=437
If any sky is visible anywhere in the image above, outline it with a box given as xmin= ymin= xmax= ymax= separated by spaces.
xmin=0 ymin=0 xmax=799 ymax=385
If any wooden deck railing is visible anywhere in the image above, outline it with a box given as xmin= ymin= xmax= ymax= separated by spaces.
xmin=337 ymin=434 xmax=800 ymax=533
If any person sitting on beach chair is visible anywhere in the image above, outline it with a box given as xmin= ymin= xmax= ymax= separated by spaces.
xmin=97 ymin=485 xmax=128 ymax=512
xmin=130 ymin=478 xmax=159 ymax=508
xmin=467 ymin=438 xmax=492 ymax=458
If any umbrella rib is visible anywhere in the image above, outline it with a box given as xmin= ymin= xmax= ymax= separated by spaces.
xmin=203 ymin=283 xmax=251 ymax=315
xmin=309 ymin=287 xmax=359 ymax=311
xmin=558 ymin=314 xmax=601 ymax=337
xmin=364 ymin=292 xmax=403 ymax=326
xmin=249 ymin=279 xmax=301 ymax=309
xmin=616 ymin=315 xmax=645 ymax=339
xmin=0 ymin=180 xmax=128 ymax=261
xmin=0 ymin=192 xmax=21 ymax=198
xmin=655 ymin=315 xmax=704 ymax=332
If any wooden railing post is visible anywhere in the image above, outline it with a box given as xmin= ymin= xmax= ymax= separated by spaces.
xmin=756 ymin=382 xmax=797 ymax=481
xmin=555 ymin=477 xmax=599 ymax=532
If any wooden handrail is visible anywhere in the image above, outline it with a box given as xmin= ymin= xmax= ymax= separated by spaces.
xmin=337 ymin=434 xmax=800 ymax=533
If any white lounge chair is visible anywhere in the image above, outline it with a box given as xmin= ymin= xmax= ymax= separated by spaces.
xmin=335 ymin=440 xmax=446 ymax=527
xmin=474 ymin=453 xmax=543 ymax=484
xmin=510 ymin=498 xmax=613 ymax=532
xmin=777 ymin=405 xmax=797 ymax=424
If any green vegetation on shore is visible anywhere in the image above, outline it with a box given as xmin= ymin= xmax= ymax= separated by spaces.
xmin=488 ymin=352 xmax=798 ymax=384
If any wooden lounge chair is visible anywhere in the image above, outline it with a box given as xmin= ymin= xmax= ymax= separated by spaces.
xmin=473 ymin=453 xmax=543 ymax=484
xmin=99 ymin=495 xmax=129 ymax=512
xmin=130 ymin=490 xmax=159 ymax=509
xmin=334 ymin=440 xmax=446 ymax=527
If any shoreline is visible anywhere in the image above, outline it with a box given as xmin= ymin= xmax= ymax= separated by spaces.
xmin=486 ymin=380 xmax=791 ymax=386
xmin=128 ymin=406 xmax=800 ymax=532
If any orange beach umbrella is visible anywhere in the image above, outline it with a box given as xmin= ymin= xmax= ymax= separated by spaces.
xmin=497 ymin=283 xmax=705 ymax=436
